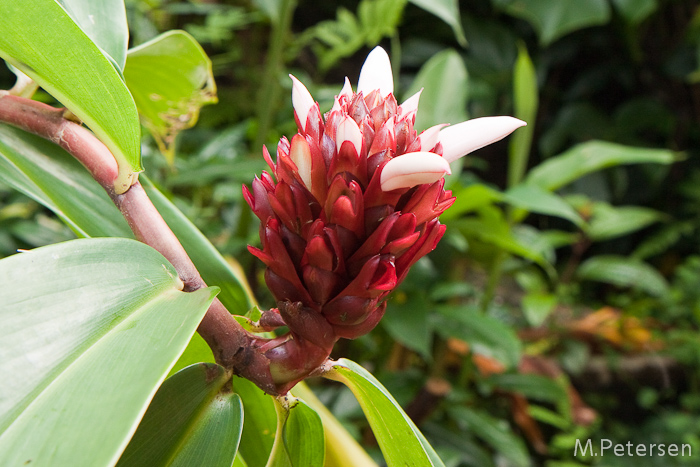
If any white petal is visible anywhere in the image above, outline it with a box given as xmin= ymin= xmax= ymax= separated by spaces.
xmin=398 ymin=89 xmax=422 ymax=118
xmin=418 ymin=124 xmax=447 ymax=151
xmin=331 ymin=77 xmax=353 ymax=112
xmin=336 ymin=116 xmax=363 ymax=155
xmin=439 ymin=116 xmax=526 ymax=163
xmin=380 ymin=152 xmax=451 ymax=191
xmin=357 ymin=46 xmax=393 ymax=98
xmin=290 ymin=74 xmax=315 ymax=131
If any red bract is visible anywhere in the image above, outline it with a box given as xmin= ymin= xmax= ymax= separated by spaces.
xmin=244 ymin=47 xmax=524 ymax=391
xmin=246 ymin=88 xmax=453 ymax=344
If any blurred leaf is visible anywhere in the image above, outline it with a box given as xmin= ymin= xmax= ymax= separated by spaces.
xmin=522 ymin=292 xmax=557 ymax=327
xmin=308 ymin=0 xmax=406 ymax=71
xmin=587 ymin=203 xmax=664 ymax=242
xmin=118 ymin=363 xmax=243 ymax=467
xmin=526 ymin=141 xmax=679 ymax=191
xmin=0 ymin=238 xmax=217 ymax=467
xmin=505 ymin=184 xmax=584 ymax=226
xmin=440 ymin=183 xmax=502 ymax=221
xmin=492 ymin=0 xmax=611 ymax=46
xmin=58 ymin=0 xmax=129 ymax=68
xmin=452 ymin=407 xmax=529 ymax=467
xmin=124 ymin=30 xmax=217 ymax=163
xmin=577 ymin=255 xmax=670 ymax=297
xmin=408 ymin=0 xmax=466 ymax=46
xmin=325 ymin=359 xmax=446 ymax=467
xmin=435 ymin=305 xmax=522 ymax=368
xmin=382 ymin=292 xmax=432 ymax=359
xmin=405 ymin=48 xmax=469 ymax=131
xmin=252 ymin=0 xmax=284 ymax=25
xmin=0 ymin=0 xmax=141 ymax=193
xmin=267 ymin=398 xmax=325 ymax=467
xmin=231 ymin=376 xmax=277 ymax=467
xmin=508 ymin=43 xmax=538 ymax=187
xmin=452 ymin=206 xmax=555 ymax=276
xmin=632 ymin=221 xmax=695 ymax=260
xmin=611 ymin=0 xmax=657 ymax=25
xmin=490 ymin=374 xmax=567 ymax=404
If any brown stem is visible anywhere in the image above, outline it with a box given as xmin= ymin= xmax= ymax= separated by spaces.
xmin=0 ymin=93 xmax=327 ymax=395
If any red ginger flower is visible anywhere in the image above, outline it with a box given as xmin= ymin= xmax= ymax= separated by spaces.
xmin=244 ymin=47 xmax=524 ymax=388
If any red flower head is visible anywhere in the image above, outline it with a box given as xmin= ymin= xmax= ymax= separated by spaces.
xmin=244 ymin=47 xmax=524 ymax=387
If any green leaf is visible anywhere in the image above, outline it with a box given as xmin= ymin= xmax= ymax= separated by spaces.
xmin=118 ymin=363 xmax=243 ymax=467
xmin=58 ymin=0 xmax=129 ymax=68
xmin=508 ymin=43 xmax=538 ymax=187
xmin=587 ymin=203 xmax=664 ymax=242
xmin=284 ymin=400 xmax=325 ymax=467
xmin=325 ymin=359 xmax=445 ymax=467
xmin=440 ymin=183 xmax=503 ymax=221
xmin=0 ymin=125 xmax=132 ymax=238
xmin=408 ymin=0 xmax=467 ymax=46
xmin=504 ymin=184 xmax=584 ymax=226
xmin=489 ymin=373 xmax=567 ymax=404
xmin=0 ymin=238 xmax=217 ymax=467
xmin=451 ymin=205 xmax=555 ymax=276
xmin=291 ymin=383 xmax=378 ymax=467
xmin=522 ymin=292 xmax=557 ymax=327
xmin=451 ymin=407 xmax=529 ymax=467
xmin=526 ymin=141 xmax=680 ymax=191
xmin=577 ymin=255 xmax=670 ymax=297
xmin=405 ymin=49 xmax=468 ymax=131
xmin=268 ymin=398 xmax=325 ymax=467
xmin=0 ymin=0 xmax=141 ymax=193
xmin=168 ymin=332 xmax=216 ymax=377
xmin=435 ymin=305 xmax=522 ymax=368
xmin=611 ymin=0 xmax=658 ymax=25
xmin=124 ymin=30 xmax=217 ymax=163
xmin=0 ymin=124 xmax=255 ymax=314
xmin=382 ymin=293 xmax=432 ymax=359
xmin=231 ymin=377 xmax=277 ymax=467
xmin=492 ymin=0 xmax=611 ymax=46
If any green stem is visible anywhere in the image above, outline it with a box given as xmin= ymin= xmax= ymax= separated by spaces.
xmin=253 ymin=0 xmax=297 ymax=153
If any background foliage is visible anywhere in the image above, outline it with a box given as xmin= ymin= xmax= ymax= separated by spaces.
xmin=3 ymin=0 xmax=700 ymax=465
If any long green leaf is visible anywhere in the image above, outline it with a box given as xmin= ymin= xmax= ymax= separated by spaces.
xmin=0 ymin=238 xmax=217 ymax=467
xmin=576 ymin=255 xmax=670 ymax=297
xmin=504 ymin=184 xmax=584 ymax=227
xmin=124 ymin=30 xmax=217 ymax=163
xmin=231 ymin=376 xmax=277 ymax=467
xmin=267 ymin=398 xmax=325 ymax=467
xmin=118 ymin=363 xmax=243 ymax=467
xmin=508 ymin=43 xmax=538 ymax=187
xmin=325 ymin=359 xmax=445 ymax=467
xmin=58 ymin=0 xmax=129 ymax=68
xmin=451 ymin=407 xmax=529 ymax=467
xmin=0 ymin=0 xmax=141 ymax=193
xmin=526 ymin=140 xmax=680 ymax=191
xmin=0 ymin=124 xmax=132 ymax=238
xmin=0 ymin=123 xmax=255 ymax=313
